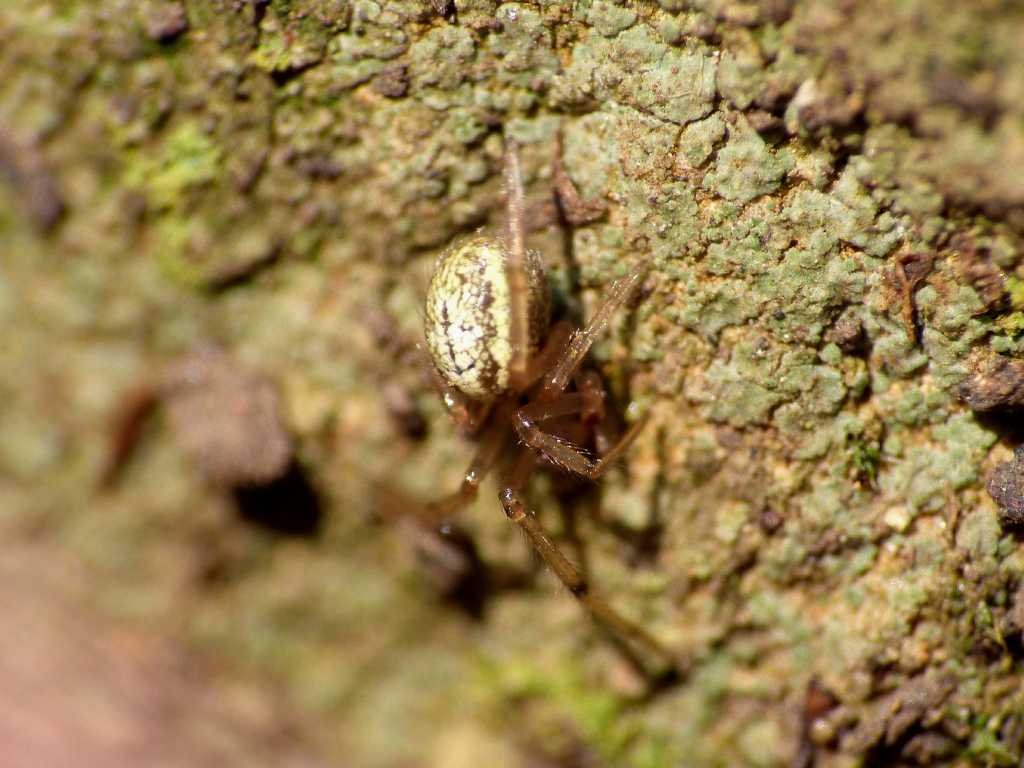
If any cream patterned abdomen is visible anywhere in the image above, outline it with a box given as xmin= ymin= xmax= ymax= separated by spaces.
xmin=424 ymin=236 xmax=549 ymax=399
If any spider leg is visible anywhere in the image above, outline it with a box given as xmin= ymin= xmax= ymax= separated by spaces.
xmin=575 ymin=369 xmax=634 ymax=458
xmin=374 ymin=412 xmax=513 ymax=617
xmin=512 ymin=265 xmax=649 ymax=478
xmin=426 ymin=415 xmax=508 ymax=521
xmin=574 ymin=370 xmax=606 ymax=423
xmin=503 ymin=138 xmax=533 ymax=391
xmin=522 ymin=319 xmax=571 ymax=389
xmin=373 ymin=481 xmax=493 ymax=618
xmin=499 ymin=454 xmax=681 ymax=680
xmin=422 ymin=348 xmax=492 ymax=434
xmin=553 ymin=128 xmax=606 ymax=227
xmin=98 ymin=382 xmax=160 ymax=489
xmin=514 ymin=394 xmax=646 ymax=480
xmin=538 ymin=264 xmax=648 ymax=400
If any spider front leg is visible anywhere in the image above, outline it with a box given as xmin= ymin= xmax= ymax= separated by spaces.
xmin=375 ymin=417 xmax=509 ymax=617
xmin=574 ymin=369 xmax=620 ymax=457
xmin=538 ymin=264 xmax=648 ymax=401
xmin=514 ymin=393 xmax=646 ymax=480
xmin=499 ymin=457 xmax=681 ymax=681
xmin=425 ymin=416 xmax=507 ymax=521
xmin=503 ymin=138 xmax=533 ymax=392
xmin=516 ymin=263 xmax=650 ymax=475
xmin=552 ymin=128 xmax=606 ymax=227
xmin=423 ymin=351 xmax=493 ymax=435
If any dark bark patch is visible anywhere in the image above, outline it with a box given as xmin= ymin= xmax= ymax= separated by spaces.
xmin=143 ymin=1 xmax=190 ymax=43
xmin=0 ymin=128 xmax=66 ymax=233
xmin=952 ymin=233 xmax=1008 ymax=313
xmin=893 ymin=251 xmax=934 ymax=342
xmin=841 ymin=671 xmax=956 ymax=757
xmin=959 ymin=355 xmax=1024 ymax=413
xmin=372 ymin=64 xmax=409 ymax=99
xmin=987 ymin=446 xmax=1024 ymax=526
xmin=827 ymin=307 xmax=867 ymax=355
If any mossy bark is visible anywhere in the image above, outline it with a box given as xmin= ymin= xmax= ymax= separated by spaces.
xmin=3 ymin=1 xmax=1024 ymax=766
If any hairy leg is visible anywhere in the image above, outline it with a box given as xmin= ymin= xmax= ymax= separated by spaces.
xmin=514 ymin=394 xmax=646 ymax=480
xmin=373 ymin=414 xmax=505 ymax=616
xmin=499 ymin=454 xmax=681 ymax=680
xmin=373 ymin=482 xmax=493 ymax=619
xmin=537 ymin=264 xmax=648 ymax=400
xmin=523 ymin=320 xmax=572 ymax=389
xmin=503 ymin=139 xmax=532 ymax=391
xmin=426 ymin=414 xmax=508 ymax=521
xmin=552 ymin=129 xmax=606 ymax=226
xmin=421 ymin=348 xmax=493 ymax=434
xmin=575 ymin=369 xmax=626 ymax=457
xmin=98 ymin=383 xmax=160 ymax=488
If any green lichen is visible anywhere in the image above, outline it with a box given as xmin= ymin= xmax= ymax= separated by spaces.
xmin=250 ymin=3 xmax=343 ymax=74
xmin=585 ymin=0 xmax=637 ymax=37
xmin=6 ymin=0 xmax=1024 ymax=765
xmin=1008 ymin=276 xmax=1024 ymax=309
xmin=124 ymin=121 xmax=221 ymax=210
xmin=555 ymin=24 xmax=717 ymax=125
xmin=881 ymin=414 xmax=997 ymax=514
xmin=677 ymin=113 xmax=726 ymax=170
xmin=702 ymin=124 xmax=792 ymax=204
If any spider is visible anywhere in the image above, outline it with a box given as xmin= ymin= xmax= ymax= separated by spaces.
xmin=421 ymin=138 xmax=680 ymax=680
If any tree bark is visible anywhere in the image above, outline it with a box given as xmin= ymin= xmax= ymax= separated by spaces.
xmin=3 ymin=1 xmax=1024 ymax=766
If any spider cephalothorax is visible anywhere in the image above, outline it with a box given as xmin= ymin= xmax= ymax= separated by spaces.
xmin=420 ymin=138 xmax=680 ymax=679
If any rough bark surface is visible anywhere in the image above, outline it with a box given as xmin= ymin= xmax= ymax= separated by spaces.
xmin=3 ymin=1 xmax=1024 ymax=766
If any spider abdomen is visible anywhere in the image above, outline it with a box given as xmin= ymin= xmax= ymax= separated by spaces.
xmin=424 ymin=236 xmax=549 ymax=399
